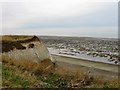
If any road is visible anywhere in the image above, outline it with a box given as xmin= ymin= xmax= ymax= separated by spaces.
xmin=52 ymin=54 xmax=119 ymax=79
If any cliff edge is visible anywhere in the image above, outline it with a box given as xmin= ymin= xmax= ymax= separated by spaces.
xmin=1 ymin=36 xmax=53 ymax=65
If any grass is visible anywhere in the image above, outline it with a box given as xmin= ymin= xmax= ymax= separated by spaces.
xmin=0 ymin=63 xmax=2 ymax=88
xmin=2 ymin=64 xmax=42 ymax=88
xmin=1 ymin=54 xmax=119 ymax=89
xmin=1 ymin=35 xmax=33 ymax=41
xmin=3 ymin=65 xmax=28 ymax=88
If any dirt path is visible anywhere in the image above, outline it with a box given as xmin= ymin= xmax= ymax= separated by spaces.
xmin=52 ymin=54 xmax=119 ymax=78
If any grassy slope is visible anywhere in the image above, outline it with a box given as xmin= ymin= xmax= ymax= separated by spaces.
xmin=0 ymin=64 xmax=2 ymax=88
xmin=2 ymin=63 xmax=41 ymax=88
xmin=1 ymin=35 xmax=119 ymax=88
xmin=2 ymin=60 xmax=119 ymax=88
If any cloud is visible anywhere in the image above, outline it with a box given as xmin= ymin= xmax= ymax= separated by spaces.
xmin=1 ymin=1 xmax=118 ymax=37
xmin=3 ymin=27 xmax=118 ymax=38
xmin=0 ymin=0 xmax=119 ymax=3
xmin=3 ymin=2 xmax=114 ymax=29
xmin=0 ymin=3 xmax=2 ymax=34
xmin=18 ymin=2 xmax=117 ymax=29
xmin=3 ymin=1 xmax=117 ymax=20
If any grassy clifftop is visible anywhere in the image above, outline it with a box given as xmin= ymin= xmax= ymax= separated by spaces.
xmin=1 ymin=35 xmax=33 ymax=41
xmin=1 ymin=35 xmax=40 ymax=53
xmin=1 ymin=35 xmax=33 ymax=53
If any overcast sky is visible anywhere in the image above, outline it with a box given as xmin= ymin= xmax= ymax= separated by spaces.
xmin=1 ymin=1 xmax=118 ymax=38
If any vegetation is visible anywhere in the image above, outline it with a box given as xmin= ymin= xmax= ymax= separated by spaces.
xmin=0 ymin=64 xmax=2 ymax=88
xmin=1 ymin=35 xmax=119 ymax=88
xmin=1 ymin=54 xmax=119 ymax=88
xmin=1 ymin=35 xmax=33 ymax=41
xmin=1 ymin=35 xmax=40 ymax=53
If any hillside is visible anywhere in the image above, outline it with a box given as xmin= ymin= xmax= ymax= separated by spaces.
xmin=1 ymin=35 xmax=119 ymax=88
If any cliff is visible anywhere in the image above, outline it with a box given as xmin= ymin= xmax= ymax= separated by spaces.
xmin=1 ymin=36 xmax=53 ymax=64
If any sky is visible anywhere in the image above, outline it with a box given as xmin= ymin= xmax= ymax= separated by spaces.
xmin=0 ymin=0 xmax=118 ymax=38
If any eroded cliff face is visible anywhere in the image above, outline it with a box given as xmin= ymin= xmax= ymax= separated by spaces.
xmin=2 ymin=36 xmax=52 ymax=63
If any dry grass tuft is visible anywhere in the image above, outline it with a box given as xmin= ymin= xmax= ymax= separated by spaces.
xmin=2 ymin=54 xmax=54 ymax=73
xmin=1 ymin=53 xmax=119 ymax=88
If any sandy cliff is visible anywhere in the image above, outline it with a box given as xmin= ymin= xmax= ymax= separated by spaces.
xmin=2 ymin=36 xmax=53 ymax=64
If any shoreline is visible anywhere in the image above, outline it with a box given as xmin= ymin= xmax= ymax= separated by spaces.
xmin=48 ymin=48 xmax=119 ymax=65
xmin=52 ymin=54 xmax=118 ymax=79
